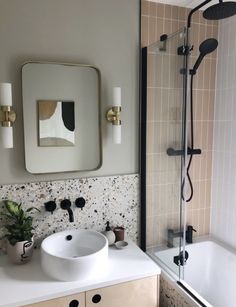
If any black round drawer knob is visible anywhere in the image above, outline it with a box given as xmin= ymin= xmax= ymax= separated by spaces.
xmin=69 ymin=299 xmax=79 ymax=307
xmin=92 ymin=294 xmax=101 ymax=303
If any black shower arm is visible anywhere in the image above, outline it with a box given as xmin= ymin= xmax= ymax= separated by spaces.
xmin=187 ymin=0 xmax=214 ymax=28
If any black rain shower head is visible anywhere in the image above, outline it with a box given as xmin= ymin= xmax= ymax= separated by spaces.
xmin=187 ymin=0 xmax=236 ymax=28
xmin=191 ymin=38 xmax=218 ymax=74
xmin=203 ymin=1 xmax=236 ymax=20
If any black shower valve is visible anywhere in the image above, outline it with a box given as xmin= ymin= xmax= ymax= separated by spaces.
xmin=44 ymin=201 xmax=57 ymax=214
xmin=75 ymin=197 xmax=86 ymax=210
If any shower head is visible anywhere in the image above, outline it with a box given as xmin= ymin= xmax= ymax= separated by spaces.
xmin=187 ymin=0 xmax=236 ymax=28
xmin=203 ymin=1 xmax=236 ymax=20
xmin=191 ymin=38 xmax=218 ymax=74
xmin=199 ymin=37 xmax=218 ymax=55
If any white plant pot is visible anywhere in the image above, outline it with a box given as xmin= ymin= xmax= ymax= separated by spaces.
xmin=7 ymin=238 xmax=34 ymax=264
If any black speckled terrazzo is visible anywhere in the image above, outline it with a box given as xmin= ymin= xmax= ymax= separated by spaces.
xmin=0 ymin=175 xmax=139 ymax=248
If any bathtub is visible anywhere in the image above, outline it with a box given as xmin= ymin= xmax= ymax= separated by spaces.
xmin=149 ymin=239 xmax=236 ymax=307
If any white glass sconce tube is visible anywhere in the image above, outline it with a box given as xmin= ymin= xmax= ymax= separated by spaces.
xmin=113 ymin=87 xmax=121 ymax=107
xmin=112 ymin=87 xmax=121 ymax=144
xmin=0 ymin=83 xmax=15 ymax=148
xmin=1 ymin=126 xmax=13 ymax=148
xmin=106 ymin=87 xmax=122 ymax=144
xmin=113 ymin=124 xmax=121 ymax=144
xmin=0 ymin=83 xmax=12 ymax=106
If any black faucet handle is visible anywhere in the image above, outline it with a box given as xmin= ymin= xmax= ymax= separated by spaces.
xmin=75 ymin=197 xmax=86 ymax=210
xmin=60 ymin=199 xmax=72 ymax=209
xmin=187 ymin=225 xmax=197 ymax=232
xmin=186 ymin=225 xmax=197 ymax=244
xmin=44 ymin=201 xmax=57 ymax=214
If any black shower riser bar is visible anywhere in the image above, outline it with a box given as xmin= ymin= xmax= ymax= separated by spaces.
xmin=166 ymin=147 xmax=201 ymax=157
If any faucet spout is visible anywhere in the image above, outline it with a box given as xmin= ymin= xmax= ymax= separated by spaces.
xmin=167 ymin=225 xmax=197 ymax=248
xmin=60 ymin=199 xmax=74 ymax=223
xmin=167 ymin=229 xmax=183 ymax=248
xmin=67 ymin=207 xmax=74 ymax=223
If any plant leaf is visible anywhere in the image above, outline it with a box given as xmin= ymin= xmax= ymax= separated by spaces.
xmin=4 ymin=200 xmax=20 ymax=216
xmin=26 ymin=207 xmax=40 ymax=213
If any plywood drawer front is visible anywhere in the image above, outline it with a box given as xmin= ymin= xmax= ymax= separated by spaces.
xmin=86 ymin=276 xmax=158 ymax=307
xmin=24 ymin=292 xmax=85 ymax=307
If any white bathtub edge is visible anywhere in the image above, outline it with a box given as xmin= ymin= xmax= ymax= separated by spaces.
xmin=147 ymin=250 xmax=212 ymax=307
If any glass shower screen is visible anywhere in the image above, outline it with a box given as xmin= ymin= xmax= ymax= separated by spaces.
xmin=142 ymin=27 xmax=188 ymax=280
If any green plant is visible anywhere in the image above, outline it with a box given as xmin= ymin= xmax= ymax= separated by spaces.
xmin=1 ymin=200 xmax=40 ymax=246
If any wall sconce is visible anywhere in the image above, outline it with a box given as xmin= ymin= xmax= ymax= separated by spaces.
xmin=0 ymin=83 xmax=16 ymax=148
xmin=106 ymin=87 xmax=121 ymax=144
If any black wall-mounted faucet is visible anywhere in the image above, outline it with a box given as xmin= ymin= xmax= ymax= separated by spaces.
xmin=60 ymin=199 xmax=74 ymax=223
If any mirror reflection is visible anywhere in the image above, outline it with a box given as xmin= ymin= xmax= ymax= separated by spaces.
xmin=38 ymin=100 xmax=75 ymax=147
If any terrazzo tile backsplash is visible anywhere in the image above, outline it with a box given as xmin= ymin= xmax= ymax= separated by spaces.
xmin=0 ymin=174 xmax=139 ymax=248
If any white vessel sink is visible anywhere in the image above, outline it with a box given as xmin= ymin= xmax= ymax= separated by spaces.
xmin=41 ymin=229 xmax=108 ymax=281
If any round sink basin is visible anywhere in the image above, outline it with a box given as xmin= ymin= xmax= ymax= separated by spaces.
xmin=41 ymin=229 xmax=108 ymax=281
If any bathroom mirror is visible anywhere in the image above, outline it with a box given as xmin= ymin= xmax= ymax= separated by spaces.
xmin=22 ymin=61 xmax=102 ymax=174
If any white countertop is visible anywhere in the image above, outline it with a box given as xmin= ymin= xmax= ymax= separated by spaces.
xmin=0 ymin=239 xmax=161 ymax=307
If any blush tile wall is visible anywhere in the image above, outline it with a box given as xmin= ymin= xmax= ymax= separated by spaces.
xmin=211 ymin=15 xmax=236 ymax=249
xmin=0 ymin=175 xmax=139 ymax=248
xmin=142 ymin=0 xmax=218 ymax=248
xmin=187 ymin=8 xmax=218 ymax=239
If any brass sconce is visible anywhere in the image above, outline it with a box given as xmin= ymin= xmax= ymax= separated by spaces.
xmin=106 ymin=87 xmax=122 ymax=144
xmin=0 ymin=83 xmax=16 ymax=148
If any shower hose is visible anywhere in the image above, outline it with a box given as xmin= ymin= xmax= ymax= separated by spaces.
xmin=181 ymin=73 xmax=194 ymax=202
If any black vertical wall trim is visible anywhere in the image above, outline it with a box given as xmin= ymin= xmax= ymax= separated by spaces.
xmin=140 ymin=47 xmax=147 ymax=251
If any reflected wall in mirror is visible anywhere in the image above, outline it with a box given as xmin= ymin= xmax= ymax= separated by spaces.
xmin=22 ymin=61 xmax=102 ymax=174
xmin=38 ymin=100 xmax=75 ymax=147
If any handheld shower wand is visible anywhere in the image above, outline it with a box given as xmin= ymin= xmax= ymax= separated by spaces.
xmin=190 ymin=38 xmax=218 ymax=75
xmin=182 ymin=38 xmax=218 ymax=202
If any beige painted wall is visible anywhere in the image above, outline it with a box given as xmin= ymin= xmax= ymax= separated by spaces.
xmin=0 ymin=0 xmax=139 ymax=184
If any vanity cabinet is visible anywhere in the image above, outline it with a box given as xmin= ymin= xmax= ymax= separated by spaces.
xmin=25 ymin=276 xmax=159 ymax=307
xmin=25 ymin=292 xmax=85 ymax=307
xmin=86 ymin=276 xmax=158 ymax=307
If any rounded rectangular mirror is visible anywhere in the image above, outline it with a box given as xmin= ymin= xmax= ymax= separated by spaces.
xmin=22 ymin=61 xmax=102 ymax=174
